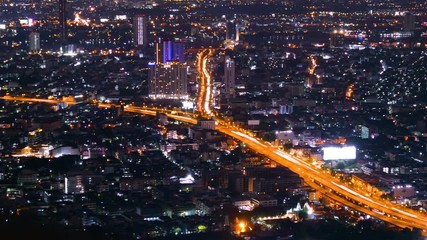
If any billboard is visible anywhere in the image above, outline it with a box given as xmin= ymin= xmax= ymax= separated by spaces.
xmin=182 ymin=100 xmax=194 ymax=110
xmin=322 ymin=146 xmax=356 ymax=160
xmin=19 ymin=18 xmax=34 ymax=27
xmin=115 ymin=15 xmax=127 ymax=20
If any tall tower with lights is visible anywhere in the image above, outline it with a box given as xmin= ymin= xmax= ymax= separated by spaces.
xmin=148 ymin=61 xmax=188 ymax=100
xmin=59 ymin=0 xmax=67 ymax=46
xmin=224 ymin=55 xmax=236 ymax=98
xmin=29 ymin=32 xmax=40 ymax=52
xmin=133 ymin=14 xmax=147 ymax=48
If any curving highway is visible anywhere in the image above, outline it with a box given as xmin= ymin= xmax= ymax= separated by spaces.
xmin=2 ymin=49 xmax=427 ymax=235
xmin=219 ymin=127 xmax=427 ymax=232
xmin=192 ymin=49 xmax=427 ymax=234
xmin=196 ymin=48 xmax=215 ymax=117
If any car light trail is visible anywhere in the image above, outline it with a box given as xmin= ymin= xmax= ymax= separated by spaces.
xmin=3 ymin=48 xmax=427 ymax=234
xmin=231 ymin=130 xmax=266 ymax=148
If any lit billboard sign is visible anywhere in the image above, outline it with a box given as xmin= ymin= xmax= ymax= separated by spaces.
xmin=115 ymin=15 xmax=127 ymax=20
xmin=182 ymin=100 xmax=194 ymax=110
xmin=19 ymin=18 xmax=34 ymax=26
xmin=322 ymin=146 xmax=356 ymax=160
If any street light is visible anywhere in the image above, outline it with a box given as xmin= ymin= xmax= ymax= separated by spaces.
xmin=237 ymin=221 xmax=246 ymax=234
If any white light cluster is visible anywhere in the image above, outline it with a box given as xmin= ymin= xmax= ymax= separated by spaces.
xmin=322 ymin=146 xmax=356 ymax=160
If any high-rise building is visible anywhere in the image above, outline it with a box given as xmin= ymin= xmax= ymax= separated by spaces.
xmin=133 ymin=14 xmax=147 ymax=47
xmin=59 ymin=0 xmax=67 ymax=45
xmin=64 ymin=171 xmax=104 ymax=194
xmin=160 ymin=40 xmax=186 ymax=63
xmin=225 ymin=20 xmax=235 ymax=41
xmin=172 ymin=41 xmax=186 ymax=63
xmin=235 ymin=23 xmax=240 ymax=42
xmin=162 ymin=40 xmax=173 ymax=63
xmin=224 ymin=55 xmax=235 ymax=98
xmin=148 ymin=62 xmax=188 ymax=99
xmin=29 ymin=32 xmax=40 ymax=52
xmin=330 ymin=29 xmax=345 ymax=48
xmin=155 ymin=39 xmax=162 ymax=64
xmin=403 ymin=12 xmax=415 ymax=32
xmin=225 ymin=19 xmax=240 ymax=42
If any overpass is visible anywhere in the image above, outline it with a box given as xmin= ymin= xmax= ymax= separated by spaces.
xmin=1 ymin=49 xmax=427 ymax=235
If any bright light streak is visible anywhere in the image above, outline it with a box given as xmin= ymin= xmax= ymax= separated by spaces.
xmin=392 ymin=208 xmax=418 ymax=219
xmin=196 ymin=49 xmax=215 ymax=117
xmin=308 ymin=55 xmax=317 ymax=75
xmin=331 ymin=181 xmax=374 ymax=203
xmin=274 ymin=150 xmax=301 ymax=165
xmin=231 ymin=131 xmax=266 ymax=147
xmin=202 ymin=57 xmax=211 ymax=115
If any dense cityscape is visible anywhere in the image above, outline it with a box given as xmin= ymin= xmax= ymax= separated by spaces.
xmin=0 ymin=0 xmax=426 ymax=239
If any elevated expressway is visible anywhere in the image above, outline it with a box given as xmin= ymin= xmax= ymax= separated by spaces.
xmin=196 ymin=49 xmax=216 ymax=116
xmin=194 ymin=49 xmax=427 ymax=233
xmin=1 ymin=49 xmax=427 ymax=234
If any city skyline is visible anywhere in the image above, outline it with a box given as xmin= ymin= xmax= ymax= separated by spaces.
xmin=0 ymin=0 xmax=426 ymax=239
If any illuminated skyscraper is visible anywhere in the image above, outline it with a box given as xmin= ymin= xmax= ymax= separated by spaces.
xmin=156 ymin=39 xmax=186 ymax=63
xmin=148 ymin=62 xmax=188 ymax=99
xmin=133 ymin=14 xmax=147 ymax=47
xmin=29 ymin=32 xmax=40 ymax=52
xmin=172 ymin=41 xmax=185 ymax=63
xmin=162 ymin=40 xmax=172 ymax=63
xmin=226 ymin=20 xmax=235 ymax=41
xmin=225 ymin=19 xmax=241 ymax=42
xmin=59 ymin=0 xmax=67 ymax=45
xmin=224 ymin=55 xmax=235 ymax=98
xmin=235 ymin=23 xmax=240 ymax=42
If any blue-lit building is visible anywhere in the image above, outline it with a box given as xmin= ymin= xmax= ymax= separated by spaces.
xmin=161 ymin=40 xmax=186 ymax=63
xmin=162 ymin=40 xmax=173 ymax=63
xmin=172 ymin=41 xmax=186 ymax=63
